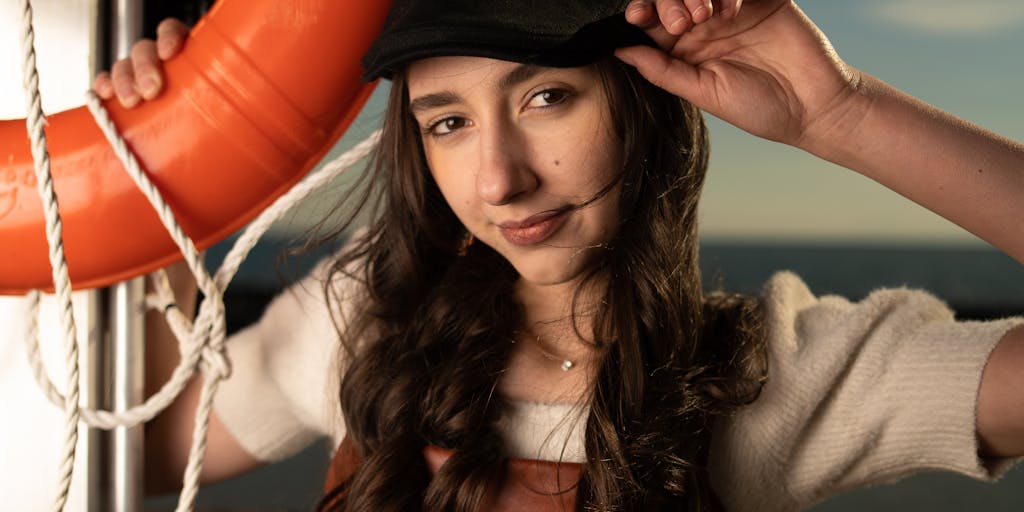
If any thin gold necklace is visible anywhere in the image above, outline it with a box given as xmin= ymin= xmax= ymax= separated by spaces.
xmin=514 ymin=329 xmax=575 ymax=371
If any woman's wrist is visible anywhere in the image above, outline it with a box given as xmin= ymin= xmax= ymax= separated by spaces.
xmin=790 ymin=67 xmax=875 ymax=165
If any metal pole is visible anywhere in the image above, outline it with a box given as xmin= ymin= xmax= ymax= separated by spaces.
xmin=108 ymin=2 xmax=145 ymax=511
xmin=87 ymin=1 xmax=145 ymax=511
xmin=110 ymin=0 xmax=143 ymax=61
xmin=107 ymin=278 xmax=146 ymax=512
xmin=84 ymin=279 xmax=146 ymax=512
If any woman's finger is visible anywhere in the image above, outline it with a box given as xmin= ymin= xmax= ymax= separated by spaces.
xmin=680 ymin=0 xmax=713 ymax=25
xmin=625 ymin=1 xmax=658 ymax=28
xmin=626 ymin=0 xmax=735 ymax=46
xmin=93 ymin=17 xmax=186 ymax=108
xmin=110 ymin=57 xmax=140 ymax=108
xmin=92 ymin=71 xmax=114 ymax=100
xmin=626 ymin=0 xmax=691 ymax=35
xmin=719 ymin=0 xmax=743 ymax=19
xmin=130 ymin=39 xmax=162 ymax=100
xmin=614 ymin=45 xmax=703 ymax=104
xmin=155 ymin=18 xmax=188 ymax=60
xmin=654 ymin=0 xmax=694 ymax=34
xmin=625 ymin=1 xmax=684 ymax=49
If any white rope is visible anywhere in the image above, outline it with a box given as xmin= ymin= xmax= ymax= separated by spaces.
xmin=89 ymin=100 xmax=379 ymax=508
xmin=214 ymin=129 xmax=382 ymax=291
xmin=16 ymin=5 xmax=381 ymax=511
xmin=20 ymin=77 xmax=381 ymax=510
xmin=16 ymin=1 xmax=81 ymax=509
xmin=24 ymin=290 xmax=65 ymax=407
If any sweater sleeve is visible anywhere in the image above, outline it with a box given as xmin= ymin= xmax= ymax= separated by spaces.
xmin=212 ymin=256 xmax=356 ymax=462
xmin=709 ymin=271 xmax=1023 ymax=512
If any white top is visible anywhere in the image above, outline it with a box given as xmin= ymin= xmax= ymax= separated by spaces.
xmin=213 ymin=257 xmax=1022 ymax=511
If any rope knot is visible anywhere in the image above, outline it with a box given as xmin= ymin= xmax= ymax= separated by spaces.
xmin=200 ymin=345 xmax=232 ymax=380
xmin=192 ymin=292 xmax=230 ymax=379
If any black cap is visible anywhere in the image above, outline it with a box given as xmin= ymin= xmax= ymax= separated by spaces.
xmin=362 ymin=0 xmax=653 ymax=81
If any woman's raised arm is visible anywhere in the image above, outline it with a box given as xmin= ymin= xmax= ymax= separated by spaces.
xmin=617 ymin=0 xmax=1024 ymax=263
xmin=619 ymin=0 xmax=1024 ymax=459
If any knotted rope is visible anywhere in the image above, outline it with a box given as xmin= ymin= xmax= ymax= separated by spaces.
xmin=17 ymin=1 xmax=381 ymax=509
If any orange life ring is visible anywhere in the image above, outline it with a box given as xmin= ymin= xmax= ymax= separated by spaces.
xmin=0 ymin=0 xmax=391 ymax=294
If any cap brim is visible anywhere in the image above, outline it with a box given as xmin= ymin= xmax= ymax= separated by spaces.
xmin=362 ymin=13 xmax=653 ymax=81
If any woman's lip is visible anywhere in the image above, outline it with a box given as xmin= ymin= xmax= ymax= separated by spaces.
xmin=498 ymin=209 xmax=566 ymax=229
xmin=498 ymin=208 xmax=570 ymax=246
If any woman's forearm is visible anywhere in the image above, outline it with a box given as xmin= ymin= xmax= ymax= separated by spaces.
xmin=977 ymin=324 xmax=1024 ymax=458
xmin=144 ymin=262 xmax=262 ymax=493
xmin=800 ymin=72 xmax=1024 ymax=261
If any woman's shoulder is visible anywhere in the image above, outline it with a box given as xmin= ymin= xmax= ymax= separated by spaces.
xmin=709 ymin=270 xmax=1023 ymax=511
xmin=760 ymin=270 xmax=957 ymax=346
xmin=211 ymin=232 xmax=373 ymax=462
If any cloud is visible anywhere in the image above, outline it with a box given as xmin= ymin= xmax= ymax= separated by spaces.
xmin=870 ymin=0 xmax=1024 ymax=35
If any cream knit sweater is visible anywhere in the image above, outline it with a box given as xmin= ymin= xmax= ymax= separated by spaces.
xmin=213 ymin=261 xmax=1021 ymax=511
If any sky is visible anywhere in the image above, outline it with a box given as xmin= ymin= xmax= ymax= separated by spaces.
xmin=1 ymin=0 xmax=1022 ymax=246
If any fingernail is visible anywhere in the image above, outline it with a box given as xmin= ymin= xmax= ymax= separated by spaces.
xmin=158 ymin=37 xmax=177 ymax=56
xmin=122 ymin=93 xmax=140 ymax=108
xmin=626 ymin=0 xmax=650 ymax=22
xmin=139 ymin=75 xmax=159 ymax=98
xmin=669 ymin=7 xmax=689 ymax=32
xmin=691 ymin=5 xmax=708 ymax=23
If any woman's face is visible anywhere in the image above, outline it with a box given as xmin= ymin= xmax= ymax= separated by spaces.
xmin=407 ymin=56 xmax=623 ymax=286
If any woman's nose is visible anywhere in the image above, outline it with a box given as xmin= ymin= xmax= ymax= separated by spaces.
xmin=475 ymin=125 xmax=538 ymax=205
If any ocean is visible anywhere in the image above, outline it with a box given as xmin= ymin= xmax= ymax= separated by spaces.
xmin=209 ymin=237 xmax=1024 ymax=319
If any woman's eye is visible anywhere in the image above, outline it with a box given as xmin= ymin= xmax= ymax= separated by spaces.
xmin=425 ymin=116 xmax=467 ymax=136
xmin=526 ymin=88 xmax=570 ymax=108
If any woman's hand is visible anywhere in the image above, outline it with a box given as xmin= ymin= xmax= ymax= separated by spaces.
xmin=618 ymin=0 xmax=859 ymax=148
xmin=92 ymin=18 xmax=189 ymax=108
xmin=622 ymin=1 xmax=1024 ymax=263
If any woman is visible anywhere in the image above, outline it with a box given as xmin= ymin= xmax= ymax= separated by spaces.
xmin=96 ymin=0 xmax=1024 ymax=510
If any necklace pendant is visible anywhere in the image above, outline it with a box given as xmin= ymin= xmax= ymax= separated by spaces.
xmin=561 ymin=360 xmax=574 ymax=371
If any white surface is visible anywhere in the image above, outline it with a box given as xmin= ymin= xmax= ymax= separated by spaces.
xmin=0 ymin=0 xmax=92 ymax=119
xmin=1 ymin=1 xmax=94 ymax=510
xmin=0 ymin=292 xmax=93 ymax=511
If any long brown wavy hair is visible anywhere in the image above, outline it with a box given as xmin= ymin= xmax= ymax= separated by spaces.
xmin=315 ymin=58 xmax=767 ymax=511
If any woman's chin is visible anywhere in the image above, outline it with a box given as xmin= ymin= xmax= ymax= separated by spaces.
xmin=516 ymin=268 xmax=576 ymax=287
xmin=508 ymin=250 xmax=595 ymax=289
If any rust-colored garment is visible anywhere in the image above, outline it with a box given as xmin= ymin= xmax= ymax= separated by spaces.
xmin=323 ymin=437 xmax=580 ymax=510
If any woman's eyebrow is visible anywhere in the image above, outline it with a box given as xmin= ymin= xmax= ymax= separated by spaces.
xmin=409 ymin=64 xmax=544 ymax=115
xmin=409 ymin=91 xmax=461 ymax=115
xmin=498 ymin=63 xmax=543 ymax=90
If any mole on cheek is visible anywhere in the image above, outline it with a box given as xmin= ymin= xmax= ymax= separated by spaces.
xmin=554 ymin=160 xmax=560 ymax=166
